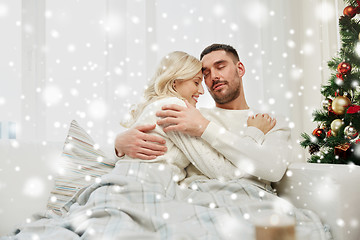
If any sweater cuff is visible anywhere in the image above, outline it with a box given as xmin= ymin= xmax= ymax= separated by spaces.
xmin=114 ymin=148 xmax=125 ymax=161
xmin=201 ymin=121 xmax=225 ymax=145
xmin=244 ymin=126 xmax=265 ymax=144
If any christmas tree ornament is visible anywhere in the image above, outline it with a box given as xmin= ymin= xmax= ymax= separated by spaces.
xmin=320 ymin=122 xmax=328 ymax=129
xmin=330 ymin=119 xmax=344 ymax=135
xmin=343 ymin=6 xmax=357 ymax=18
xmin=326 ymin=130 xmax=333 ymax=137
xmin=331 ymin=96 xmax=351 ymax=115
xmin=308 ymin=144 xmax=320 ymax=155
xmin=350 ymin=142 xmax=360 ymax=162
xmin=336 ymin=73 xmax=344 ymax=80
xmin=337 ymin=62 xmax=352 ymax=75
xmin=344 ymin=125 xmax=359 ymax=140
xmin=321 ymin=98 xmax=332 ymax=110
xmin=334 ymin=142 xmax=351 ymax=159
xmin=349 ymin=135 xmax=359 ymax=144
xmin=346 ymin=105 xmax=360 ymax=114
xmin=312 ymin=127 xmax=326 ymax=139
xmin=327 ymin=98 xmax=335 ymax=114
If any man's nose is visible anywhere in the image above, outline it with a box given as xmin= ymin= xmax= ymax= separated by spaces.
xmin=211 ymin=69 xmax=220 ymax=81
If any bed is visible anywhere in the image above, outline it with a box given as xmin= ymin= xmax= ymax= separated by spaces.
xmin=0 ymin=120 xmax=358 ymax=239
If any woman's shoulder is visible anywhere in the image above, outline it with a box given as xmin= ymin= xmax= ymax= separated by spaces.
xmin=139 ymin=97 xmax=185 ymax=117
xmin=149 ymin=97 xmax=186 ymax=108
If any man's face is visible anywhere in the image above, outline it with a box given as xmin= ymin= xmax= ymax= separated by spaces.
xmin=201 ymin=50 xmax=244 ymax=104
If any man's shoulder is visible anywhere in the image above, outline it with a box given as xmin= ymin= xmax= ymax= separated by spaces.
xmin=199 ymin=107 xmax=212 ymax=114
xmin=199 ymin=107 xmax=221 ymax=118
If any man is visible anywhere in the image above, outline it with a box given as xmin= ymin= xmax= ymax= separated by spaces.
xmin=115 ymin=44 xmax=292 ymax=186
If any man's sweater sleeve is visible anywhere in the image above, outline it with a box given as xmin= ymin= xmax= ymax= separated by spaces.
xmin=201 ymin=119 xmax=292 ymax=182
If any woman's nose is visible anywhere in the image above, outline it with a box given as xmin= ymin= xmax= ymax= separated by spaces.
xmin=199 ymin=83 xmax=204 ymax=95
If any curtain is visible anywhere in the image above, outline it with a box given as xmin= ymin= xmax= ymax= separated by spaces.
xmin=0 ymin=0 xmax=344 ymax=160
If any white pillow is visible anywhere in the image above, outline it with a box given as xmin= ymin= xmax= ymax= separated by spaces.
xmin=47 ymin=120 xmax=116 ymax=215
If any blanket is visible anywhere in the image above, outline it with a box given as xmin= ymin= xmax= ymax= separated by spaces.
xmin=1 ymin=162 xmax=332 ymax=240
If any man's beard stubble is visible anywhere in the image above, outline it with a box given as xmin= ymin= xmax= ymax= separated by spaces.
xmin=210 ymin=80 xmax=241 ymax=104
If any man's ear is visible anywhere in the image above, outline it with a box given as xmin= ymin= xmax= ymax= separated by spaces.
xmin=236 ymin=61 xmax=245 ymax=77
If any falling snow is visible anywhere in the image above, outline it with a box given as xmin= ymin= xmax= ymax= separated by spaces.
xmin=1 ymin=0 xmax=359 ymax=238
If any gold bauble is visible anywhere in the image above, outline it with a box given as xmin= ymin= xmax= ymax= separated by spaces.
xmin=331 ymin=96 xmax=351 ymax=115
xmin=330 ymin=119 xmax=344 ymax=136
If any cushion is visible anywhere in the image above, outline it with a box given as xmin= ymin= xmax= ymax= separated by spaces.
xmin=47 ymin=120 xmax=116 ymax=215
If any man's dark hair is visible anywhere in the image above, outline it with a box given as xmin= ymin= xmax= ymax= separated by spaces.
xmin=200 ymin=44 xmax=240 ymax=62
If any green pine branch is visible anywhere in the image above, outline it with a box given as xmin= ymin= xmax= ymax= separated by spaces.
xmin=344 ymin=0 xmax=359 ymax=6
xmin=300 ymin=133 xmax=312 ymax=148
xmin=312 ymin=109 xmax=338 ymax=124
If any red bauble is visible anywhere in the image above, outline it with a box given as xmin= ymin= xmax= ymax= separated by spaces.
xmin=337 ymin=62 xmax=352 ymax=75
xmin=344 ymin=6 xmax=357 ymax=18
xmin=312 ymin=128 xmax=326 ymax=139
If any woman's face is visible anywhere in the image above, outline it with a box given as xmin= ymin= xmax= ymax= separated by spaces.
xmin=174 ymin=71 xmax=204 ymax=106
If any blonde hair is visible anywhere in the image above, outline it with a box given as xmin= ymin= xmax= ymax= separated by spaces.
xmin=122 ymin=51 xmax=202 ymax=127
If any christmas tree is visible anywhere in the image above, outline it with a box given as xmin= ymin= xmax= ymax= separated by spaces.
xmin=300 ymin=0 xmax=360 ymax=165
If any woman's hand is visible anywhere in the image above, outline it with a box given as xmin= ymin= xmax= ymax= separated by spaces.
xmin=247 ymin=114 xmax=276 ymax=135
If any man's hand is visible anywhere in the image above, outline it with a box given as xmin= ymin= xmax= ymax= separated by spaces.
xmin=247 ymin=114 xmax=276 ymax=134
xmin=114 ymin=124 xmax=167 ymax=160
xmin=156 ymin=100 xmax=210 ymax=137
